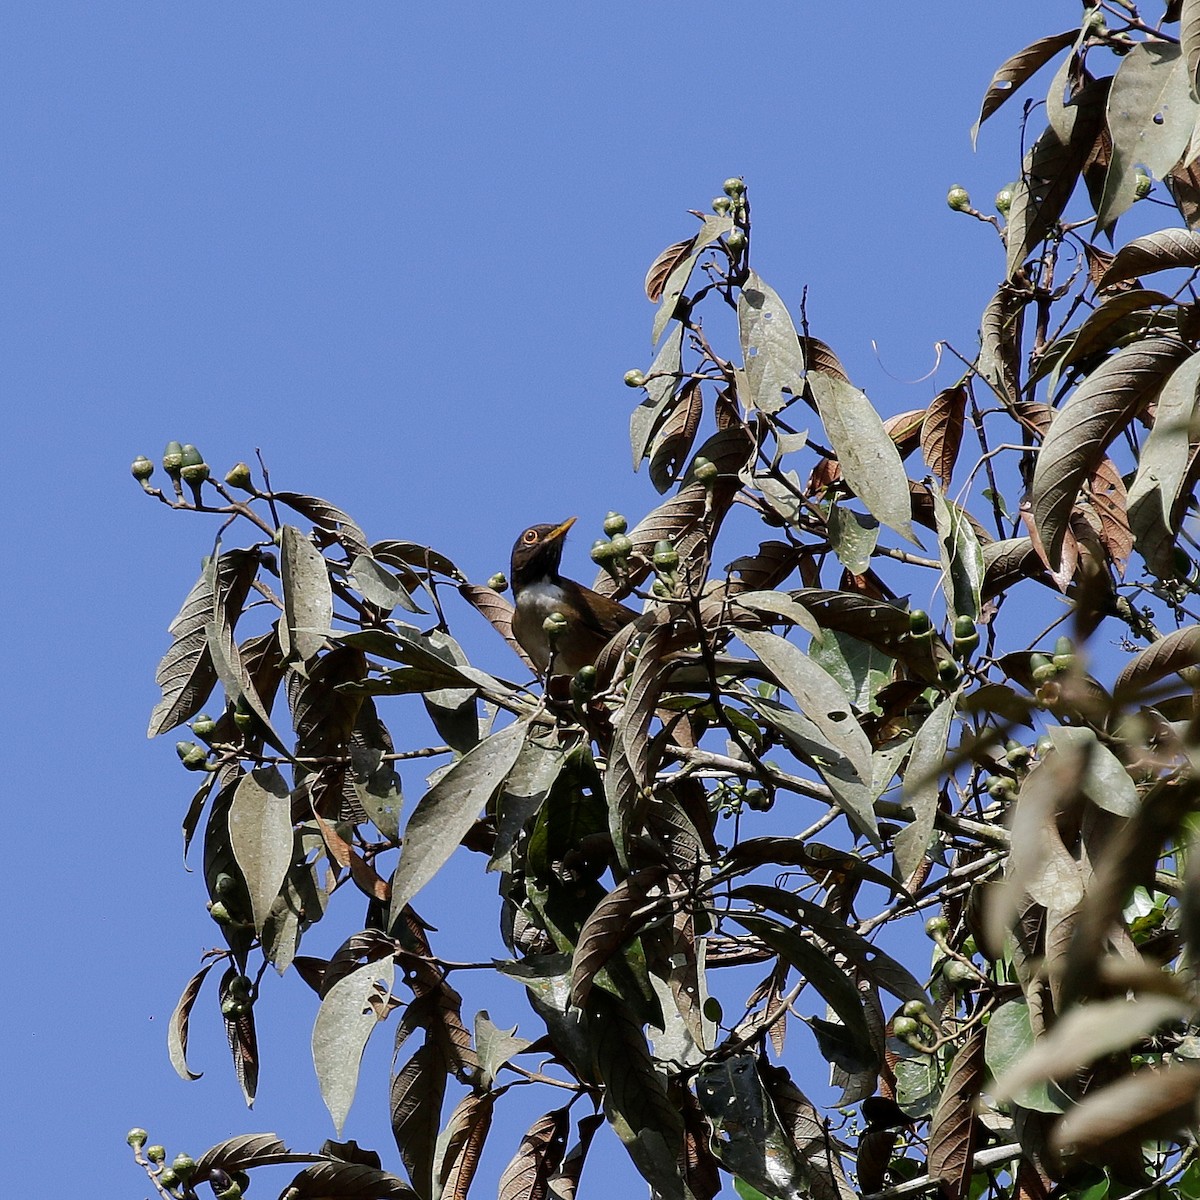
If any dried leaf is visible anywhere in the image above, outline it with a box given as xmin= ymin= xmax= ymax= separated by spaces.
xmin=928 ymin=1027 xmax=985 ymax=1200
xmin=436 ymin=1091 xmax=494 ymax=1200
xmin=972 ymin=30 xmax=1078 ymax=145
xmin=167 ymin=962 xmax=216 ymax=1082
xmin=649 ymin=378 xmax=703 ymax=494
xmin=1101 ymin=227 xmax=1200 ymax=288
xmin=1114 ymin=623 xmax=1200 ymax=698
xmin=229 ymin=766 xmax=294 ymax=933
xmin=738 ymin=271 xmax=807 ymax=414
xmin=497 ymin=1108 xmax=569 ymax=1200
xmin=273 ymin=491 xmax=371 ymax=557
xmin=921 ymin=385 xmax=967 ymax=489
xmin=646 ymin=236 xmax=696 ymax=303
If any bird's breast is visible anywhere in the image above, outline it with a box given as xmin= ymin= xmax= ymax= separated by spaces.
xmin=512 ymin=581 xmax=569 ymax=672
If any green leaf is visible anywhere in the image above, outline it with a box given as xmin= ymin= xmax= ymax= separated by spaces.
xmin=348 ymin=553 xmax=423 ymax=614
xmin=808 ymin=371 xmax=919 ymax=545
xmin=388 ymin=720 xmax=527 ymax=923
xmin=893 ymin=692 xmax=958 ymax=882
xmin=1047 ymin=727 xmax=1138 ymax=817
xmin=930 ymin=483 xmax=984 ymax=626
xmin=983 ymin=999 xmax=1064 ymax=1113
xmin=827 ymin=505 xmax=879 ymax=576
xmin=473 ymin=1010 xmax=532 ymax=1092
xmin=1186 ymin=0 xmax=1200 ymax=101
xmin=737 ymin=271 xmax=806 ymax=414
xmin=1098 ymin=43 xmax=1199 ymax=231
xmin=808 ymin=630 xmax=893 ymax=714
xmin=228 ymin=767 xmax=294 ymax=933
xmin=279 ymin=525 xmax=333 ymax=662
xmin=1032 ymin=336 xmax=1190 ymax=567
xmin=630 ymin=322 xmax=685 ymax=469
xmin=312 ymin=956 xmax=395 ymax=1135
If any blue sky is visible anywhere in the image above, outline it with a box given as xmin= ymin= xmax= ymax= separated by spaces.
xmin=5 ymin=2 xmax=1062 ymax=1194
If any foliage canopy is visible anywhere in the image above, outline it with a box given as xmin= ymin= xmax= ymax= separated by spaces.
xmin=133 ymin=5 xmax=1200 ymax=1199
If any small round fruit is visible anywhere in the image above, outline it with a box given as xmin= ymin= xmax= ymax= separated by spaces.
xmin=571 ymin=665 xmax=597 ymax=703
xmin=172 ymin=1154 xmax=197 ymax=1182
xmin=651 ymin=578 xmax=671 ymax=598
xmin=190 ymin=713 xmax=217 ymax=741
xmin=908 ymin=609 xmax=932 ymax=636
xmin=744 ymin=788 xmax=773 ymax=812
xmin=487 ymin=572 xmax=508 ymax=593
xmin=652 ymin=539 xmax=679 ymax=570
xmin=892 ymin=1016 xmax=920 ymax=1039
xmin=127 ymin=1128 xmax=148 ymax=1149
xmin=146 ymin=1145 xmax=167 ymax=1164
xmin=724 ymin=229 xmax=747 ymax=253
xmin=224 ymin=461 xmax=254 ymax=490
xmin=158 ymin=1168 xmax=179 ymax=1188
xmin=938 ymin=659 xmax=962 ymax=686
xmin=162 ymin=441 xmax=184 ymax=477
xmin=1134 ymin=169 xmax=1152 ymax=199
xmin=208 ymin=900 xmax=233 ymax=925
xmin=1004 ymin=740 xmax=1031 ymax=768
xmin=692 ymin=456 xmax=719 ymax=484
xmin=987 ymin=775 xmax=1017 ymax=801
xmin=942 ymin=959 xmax=977 ymax=988
xmin=131 ymin=456 xmax=154 ymax=481
xmin=179 ymin=444 xmax=204 ymax=468
xmin=924 ymin=914 xmax=949 ymax=938
xmin=712 ymin=196 xmax=733 ymax=214
xmin=213 ymin=873 xmax=237 ymax=898
xmin=994 ymin=184 xmax=1015 ymax=216
xmin=722 ymin=177 xmax=746 ymax=197
xmin=543 ymin=611 xmax=568 ymax=639
xmin=623 ymin=369 xmax=646 ymax=388
xmin=181 ymin=462 xmax=210 ymax=488
xmin=609 ymin=533 xmax=633 ymax=559
xmin=902 ymin=1000 xmax=928 ymax=1018
xmin=953 ymin=615 xmax=976 ymax=639
xmin=1035 ymin=735 xmax=1053 ymax=758
xmin=946 ymin=185 xmax=971 ymax=212
xmin=1030 ymin=652 xmax=1057 ymax=684
xmin=591 ymin=539 xmax=616 ymax=564
xmin=603 ymin=511 xmax=628 ymax=536
xmin=175 ymin=741 xmax=208 ymax=770
xmin=228 ymin=974 xmax=252 ymax=997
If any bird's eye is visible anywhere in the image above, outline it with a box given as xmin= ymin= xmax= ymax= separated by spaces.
xmin=522 ymin=530 xmax=539 ymax=544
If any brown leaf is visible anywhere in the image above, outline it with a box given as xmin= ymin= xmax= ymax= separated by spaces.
xmin=498 ymin=1108 xmax=570 ymax=1200
xmin=1089 ymin=456 xmax=1132 ymax=576
xmin=928 ymin=1028 xmax=985 ymax=1200
xmin=972 ymin=31 xmax=1079 ymax=144
xmin=978 ymin=283 xmax=1026 ymax=405
xmin=1167 ymin=156 xmax=1200 ymax=229
xmin=390 ymin=1037 xmax=448 ymax=1197
xmin=168 ymin=962 xmax=217 ymax=1082
xmin=437 ymin=1091 xmax=495 ymax=1200
xmin=1113 ymin=624 xmax=1200 ymax=699
xmin=1100 ymin=228 xmax=1200 ymax=290
xmin=645 ymin=237 xmax=697 ymax=303
xmin=921 ymin=385 xmax=967 ymax=489
xmin=884 ymin=408 xmax=927 ymax=458
xmin=802 ymin=336 xmax=850 ymax=382
xmin=548 ymin=1113 xmax=606 ymax=1200
xmin=220 ymin=965 xmax=259 ymax=1106
xmin=459 ymin=584 xmax=537 ymax=673
xmin=650 ymin=379 xmax=704 ymax=494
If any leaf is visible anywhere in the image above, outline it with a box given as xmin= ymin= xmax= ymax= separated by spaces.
xmin=193 ymin=1132 xmax=301 ymax=1176
xmin=436 ymin=1091 xmax=494 ymax=1200
xmin=930 ymin=483 xmax=984 ymax=626
xmin=732 ymin=590 xmax=823 ymax=640
xmin=1114 ymin=623 xmax=1200 ymax=698
xmin=646 ymin=236 xmax=697 ymax=303
xmin=1032 ymin=336 xmax=1189 ymax=567
xmin=1101 ymin=228 xmax=1200 ymax=288
xmin=729 ymin=913 xmax=873 ymax=1050
xmin=279 ymin=525 xmax=334 ymax=662
xmin=738 ymin=271 xmax=806 ymax=414
xmin=630 ymin=322 xmax=685 ymax=469
xmin=167 ymin=962 xmax=216 ymax=1082
xmin=1090 ymin=456 xmax=1133 ymax=576
xmin=458 ymin=584 xmax=538 ymax=674
xmin=473 ymin=1011 xmax=531 ymax=1092
xmin=350 ymin=553 xmax=423 ymax=614
xmin=388 ymin=720 xmax=527 ymax=923
xmin=228 ymin=766 xmax=294 ymax=933
xmin=312 ymin=955 xmax=395 ymax=1135
xmin=570 ymin=866 xmax=667 ymax=1008
xmin=649 ymin=378 xmax=704 ymax=494
xmin=1048 ymin=1063 xmax=1200 ymax=1162
xmin=928 ymin=1027 xmax=985 ymax=1200
xmin=220 ymin=965 xmax=260 ymax=1106
xmin=284 ymin=1160 xmax=418 ymax=1198
xmin=273 ymin=491 xmax=371 ymax=557
xmin=893 ymin=692 xmax=958 ymax=883
xmin=984 ymin=1000 xmax=1064 ymax=1114
xmin=921 ymin=385 xmax=967 ymax=488
xmin=991 ymin=995 xmax=1188 ymax=1103
xmin=497 ymin=1108 xmax=569 ymax=1200
xmin=1186 ymin=0 xmax=1200 ymax=101
xmin=650 ymin=214 xmax=733 ymax=344
xmin=978 ymin=284 xmax=1025 ymax=405
xmin=391 ymin=1038 xmax=448 ymax=1196
xmin=1047 ymin=726 xmax=1138 ymax=818
xmin=807 ymin=371 xmax=919 ymax=545
xmin=827 ymin=506 xmax=879 ymax=577
xmin=972 ymin=30 xmax=1078 ymax=146
xmin=148 ymin=550 xmax=258 ymax=737
xmin=1097 ymin=43 xmax=1199 ymax=231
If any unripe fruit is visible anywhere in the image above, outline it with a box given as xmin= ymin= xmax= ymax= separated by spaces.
xmin=892 ymin=1016 xmax=921 ymax=1039
xmin=722 ymin=177 xmax=746 ymax=197
xmin=652 ymin=539 xmax=679 ymax=571
xmin=1030 ymin=652 xmax=1057 ymax=684
xmin=609 ymin=533 xmax=633 ymax=559
xmin=947 ymin=185 xmax=971 ymax=212
xmin=181 ymin=462 xmax=210 ymax=487
xmin=191 ymin=713 xmax=217 ymax=741
xmin=175 ymin=741 xmax=209 ymax=770
xmin=179 ymin=444 xmax=204 ymax=468
xmin=924 ymin=914 xmax=949 ymax=938
xmin=159 ymin=1168 xmax=179 ymax=1188
xmin=208 ymin=900 xmax=233 ymax=924
xmin=902 ymin=1000 xmax=928 ymax=1019
xmin=487 ymin=572 xmax=508 ymax=593
xmin=225 ymin=461 xmax=254 ymax=490
xmin=651 ymin=578 xmax=671 ymax=598
xmin=131 ymin=455 xmax=154 ymax=481
xmin=712 ymin=196 xmax=733 ymax=215
xmin=725 ymin=229 xmax=747 ymax=253
xmin=744 ymin=788 xmax=772 ymax=812
xmin=624 ymin=369 xmax=646 ymax=388
xmin=221 ymin=995 xmax=242 ymax=1017
xmin=986 ymin=775 xmax=1016 ymax=801
xmin=942 ymin=959 xmax=977 ymax=988
xmin=938 ymin=659 xmax=961 ymax=686
xmin=571 ymin=665 xmax=597 ymax=705
xmin=703 ymin=996 xmax=724 ymax=1023
xmin=591 ymin=538 xmax=617 ymax=564
xmin=1134 ymin=169 xmax=1152 ymax=199
xmin=994 ymin=184 xmax=1015 ymax=216
xmin=172 ymin=1154 xmax=196 ymax=1181
xmin=228 ymin=974 xmax=252 ymax=997
xmin=953 ymin=615 xmax=975 ymax=639
xmin=603 ymin=511 xmax=628 ymax=536
xmin=543 ymin=611 xmax=568 ymax=639
xmin=162 ymin=441 xmax=184 ymax=477
xmin=146 ymin=1145 xmax=167 ymax=1164
xmin=1005 ymin=740 xmax=1031 ymax=768
xmin=1052 ymin=634 xmax=1076 ymax=671
xmin=692 ymin=456 xmax=719 ymax=485
xmin=907 ymin=609 xmax=932 ymax=636
xmin=215 ymin=1184 xmax=244 ymax=1200
xmin=214 ymin=872 xmax=237 ymax=897
xmin=233 ymin=708 xmax=256 ymax=734
xmin=127 ymin=1128 xmax=148 ymax=1149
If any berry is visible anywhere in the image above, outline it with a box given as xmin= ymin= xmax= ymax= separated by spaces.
xmin=172 ymin=1154 xmax=197 ymax=1181
xmin=542 ymin=611 xmax=568 ymax=639
xmin=1134 ymin=170 xmax=1152 ymax=199
xmin=175 ymin=741 xmax=209 ymax=771
xmin=652 ymin=539 xmax=679 ymax=571
xmin=908 ymin=609 xmax=932 ymax=636
xmin=131 ymin=456 xmax=154 ymax=481
xmin=924 ymin=914 xmax=949 ymax=938
xmin=712 ymin=196 xmax=733 ymax=215
xmin=162 ymin=441 xmax=184 ymax=478
xmin=722 ymin=177 xmax=746 ymax=198
xmin=609 ymin=533 xmax=633 ymax=559
xmin=127 ymin=1129 xmax=148 ymax=1149
xmin=590 ymin=539 xmax=617 ymax=564
xmin=487 ymin=572 xmax=508 ymax=593
xmin=994 ymin=184 xmax=1015 ymax=216
xmin=224 ymin=462 xmax=254 ymax=491
xmin=724 ymin=228 xmax=747 ymax=253
xmin=603 ymin=512 xmax=628 ymax=536
xmin=1030 ymin=652 xmax=1057 ymax=684
xmin=692 ymin=456 xmax=719 ymax=485
xmin=146 ymin=1145 xmax=167 ymax=1164
xmin=623 ymin=369 xmax=646 ymax=388
xmin=946 ymin=185 xmax=971 ymax=212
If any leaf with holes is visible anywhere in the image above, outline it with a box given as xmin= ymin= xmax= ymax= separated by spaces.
xmin=921 ymin=385 xmax=966 ymax=489
xmin=738 ymin=271 xmax=806 ymax=414
xmin=1032 ymin=336 xmax=1189 ymax=567
xmin=972 ymin=30 xmax=1078 ymax=146
xmin=279 ymin=525 xmax=333 ymax=662
xmin=312 ymin=955 xmax=394 ymax=1135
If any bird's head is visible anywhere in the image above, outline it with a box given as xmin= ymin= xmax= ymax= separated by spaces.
xmin=509 ymin=517 xmax=576 ymax=589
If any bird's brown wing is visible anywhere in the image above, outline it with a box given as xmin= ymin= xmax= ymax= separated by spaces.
xmin=562 ymin=580 xmax=640 ymax=637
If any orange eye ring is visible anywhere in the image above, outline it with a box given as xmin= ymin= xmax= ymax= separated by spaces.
xmin=522 ymin=529 xmax=538 ymax=544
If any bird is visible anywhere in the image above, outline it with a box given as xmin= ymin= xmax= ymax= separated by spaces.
xmin=509 ymin=517 xmax=640 ymax=676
